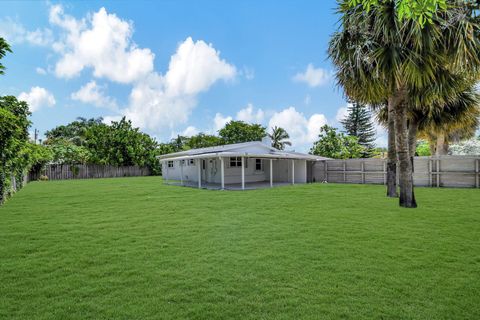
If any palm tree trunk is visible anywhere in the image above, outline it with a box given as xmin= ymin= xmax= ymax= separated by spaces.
xmin=386 ymin=98 xmax=397 ymax=197
xmin=394 ymin=93 xmax=417 ymax=208
xmin=429 ymin=139 xmax=436 ymax=156
xmin=408 ymin=117 xmax=418 ymax=173
xmin=435 ymin=133 xmax=448 ymax=155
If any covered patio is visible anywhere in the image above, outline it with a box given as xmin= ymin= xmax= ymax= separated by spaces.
xmin=158 ymin=141 xmax=327 ymax=190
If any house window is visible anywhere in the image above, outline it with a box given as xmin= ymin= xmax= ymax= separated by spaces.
xmin=167 ymin=161 xmax=174 ymax=168
xmin=188 ymin=159 xmax=195 ymax=166
xmin=255 ymin=159 xmax=263 ymax=171
xmin=202 ymin=160 xmax=206 ymax=170
xmin=229 ymin=157 xmax=243 ymax=167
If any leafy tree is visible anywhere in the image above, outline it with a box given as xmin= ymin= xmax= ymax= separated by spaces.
xmin=48 ymin=139 xmax=91 ymax=164
xmin=347 ymin=0 xmax=447 ymax=26
xmin=0 ymin=37 xmax=11 ymax=75
xmin=84 ymin=117 xmax=160 ymax=173
xmin=184 ymin=133 xmax=223 ymax=149
xmin=310 ymin=125 xmax=365 ymax=159
xmin=218 ymin=121 xmax=266 ymax=144
xmin=370 ymin=147 xmax=388 ymax=158
xmin=157 ymin=143 xmax=176 ymax=156
xmin=42 ymin=117 xmax=161 ymax=174
xmin=169 ymin=135 xmax=189 ymax=152
xmin=0 ymin=40 xmax=51 ymax=203
xmin=415 ymin=140 xmax=431 ymax=156
xmin=26 ymin=143 xmax=53 ymax=174
xmin=340 ymin=102 xmax=376 ymax=156
xmin=45 ymin=117 xmax=104 ymax=146
xmin=449 ymin=138 xmax=480 ymax=155
xmin=0 ymin=96 xmax=32 ymax=203
xmin=268 ymin=126 xmax=292 ymax=150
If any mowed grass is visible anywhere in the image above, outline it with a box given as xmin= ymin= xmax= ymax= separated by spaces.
xmin=1 ymin=177 xmax=480 ymax=319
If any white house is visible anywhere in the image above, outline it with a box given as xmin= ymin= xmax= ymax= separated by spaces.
xmin=157 ymin=140 xmax=328 ymax=190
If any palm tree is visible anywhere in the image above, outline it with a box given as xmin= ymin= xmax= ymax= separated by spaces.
xmin=377 ymin=83 xmax=480 ymax=158
xmin=268 ymin=126 xmax=292 ymax=150
xmin=0 ymin=38 xmax=12 ymax=75
xmin=329 ymin=1 xmax=480 ymax=208
xmin=417 ymin=86 xmax=480 ymax=155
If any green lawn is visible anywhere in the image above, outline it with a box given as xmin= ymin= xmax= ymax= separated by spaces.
xmin=1 ymin=177 xmax=479 ymax=319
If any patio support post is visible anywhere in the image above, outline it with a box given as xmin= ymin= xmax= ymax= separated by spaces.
xmin=241 ymin=156 xmax=245 ymax=190
xmin=180 ymin=160 xmax=184 ymax=186
xmin=165 ymin=161 xmax=169 ymax=183
xmin=292 ymin=159 xmax=295 ymax=185
xmin=220 ymin=157 xmax=225 ymax=190
xmin=197 ymin=159 xmax=201 ymax=189
xmin=270 ymin=159 xmax=273 ymax=188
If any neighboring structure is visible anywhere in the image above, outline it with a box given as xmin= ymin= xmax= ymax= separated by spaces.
xmin=158 ymin=141 xmax=329 ymax=190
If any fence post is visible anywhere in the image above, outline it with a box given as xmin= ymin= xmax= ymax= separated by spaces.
xmin=361 ymin=161 xmax=365 ymax=184
xmin=324 ymin=161 xmax=328 ymax=182
xmin=383 ymin=160 xmax=386 ymax=185
xmin=476 ymin=158 xmax=479 ymax=188
xmin=343 ymin=160 xmax=346 ymax=183
xmin=428 ymin=158 xmax=432 ymax=187
xmin=436 ymin=159 xmax=440 ymax=188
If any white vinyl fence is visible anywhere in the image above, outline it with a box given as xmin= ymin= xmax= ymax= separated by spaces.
xmin=312 ymin=155 xmax=480 ymax=188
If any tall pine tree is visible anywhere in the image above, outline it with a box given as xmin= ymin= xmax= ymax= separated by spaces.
xmin=340 ymin=101 xmax=376 ymax=157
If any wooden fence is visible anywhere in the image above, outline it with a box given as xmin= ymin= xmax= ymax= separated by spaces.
xmin=312 ymin=155 xmax=480 ymax=188
xmin=28 ymin=164 xmax=151 ymax=181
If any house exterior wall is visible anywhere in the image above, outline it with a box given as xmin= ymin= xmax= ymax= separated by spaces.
xmin=212 ymin=158 xmax=267 ymax=184
xmin=271 ymin=159 xmax=306 ymax=183
xmin=163 ymin=158 xmax=307 ymax=184
xmin=163 ymin=159 xmax=199 ymax=182
xmin=294 ymin=159 xmax=307 ymax=183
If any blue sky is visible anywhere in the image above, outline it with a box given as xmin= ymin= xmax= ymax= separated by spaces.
xmin=0 ymin=0 xmax=385 ymax=151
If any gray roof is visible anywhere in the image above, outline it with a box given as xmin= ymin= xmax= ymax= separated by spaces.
xmin=157 ymin=141 xmax=329 ymax=161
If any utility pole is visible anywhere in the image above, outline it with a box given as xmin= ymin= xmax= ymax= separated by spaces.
xmin=34 ymin=128 xmax=39 ymax=144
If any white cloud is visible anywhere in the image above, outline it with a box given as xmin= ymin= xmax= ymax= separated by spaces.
xmin=122 ymin=37 xmax=236 ymax=132
xmin=49 ymin=5 xmax=154 ymax=83
xmin=268 ymin=106 xmax=327 ymax=149
xmin=71 ymin=80 xmax=117 ymax=110
xmin=102 ymin=115 xmax=122 ymax=124
xmin=36 ymin=67 xmax=47 ymax=75
xmin=18 ymin=86 xmax=56 ymax=112
xmin=0 ymin=18 xmax=53 ymax=46
xmin=213 ymin=113 xmax=232 ymax=132
xmin=335 ymin=105 xmax=349 ymax=122
xmin=33 ymin=5 xmax=237 ymax=138
xmin=236 ymin=103 xmax=264 ymax=123
xmin=123 ymin=72 xmax=194 ymax=131
xmin=182 ymin=126 xmax=198 ymax=137
xmin=164 ymin=37 xmax=236 ymax=96
xmin=293 ymin=63 xmax=330 ymax=87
